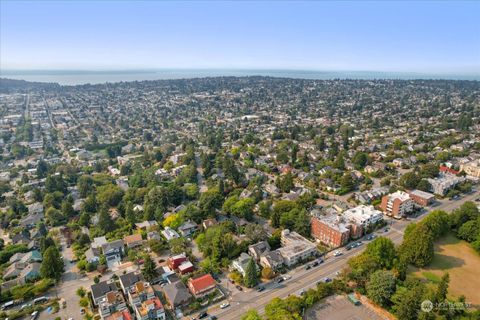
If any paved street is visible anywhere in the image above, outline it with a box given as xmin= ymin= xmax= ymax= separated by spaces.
xmin=205 ymin=189 xmax=480 ymax=320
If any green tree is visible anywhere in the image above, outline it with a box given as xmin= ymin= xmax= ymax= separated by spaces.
xmin=421 ymin=210 xmax=450 ymax=239
xmin=276 ymin=172 xmax=294 ymax=193
xmin=399 ymin=223 xmax=434 ymax=267
xmin=199 ymin=188 xmax=223 ymax=215
xmin=419 ymin=163 xmax=439 ymax=179
xmin=399 ymin=172 xmax=419 ymax=189
xmin=333 ymin=153 xmax=345 ymax=170
xmin=348 ymin=253 xmax=380 ymax=288
xmin=244 ymin=258 xmax=258 ymax=288
xmin=365 ymin=237 xmax=396 ymax=269
xmin=40 ymin=246 xmax=64 ymax=280
xmin=141 ymin=255 xmax=158 ymax=282
xmin=366 ymin=270 xmax=397 ymax=307
xmin=340 ymin=172 xmax=355 ymax=192
xmin=435 ymin=273 xmax=449 ymax=303
xmin=457 ymin=219 xmax=480 ymax=242
xmin=416 ymin=179 xmax=432 ymax=192
xmin=77 ymin=175 xmax=94 ymax=198
xmin=394 ymin=284 xmax=424 ymax=320
xmin=261 ymin=267 xmax=275 ymax=280
xmin=36 ymin=160 xmax=49 ymax=178
xmin=76 ymin=286 xmax=86 ymax=298
xmin=98 ymin=206 xmax=115 ymax=234
xmin=96 ymin=184 xmax=124 ymax=207
xmin=241 ymin=309 xmax=263 ymax=320
xmin=353 ymin=152 xmax=369 ymax=170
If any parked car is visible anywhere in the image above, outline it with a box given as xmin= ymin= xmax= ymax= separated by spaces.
xmin=323 ymin=277 xmax=332 ymax=283
xmin=334 ymin=250 xmax=342 ymax=257
xmin=220 ymin=302 xmax=230 ymax=309
xmin=298 ymin=289 xmax=306 ymax=296
xmin=198 ymin=312 xmax=208 ymax=319
xmin=209 ymin=317 xmax=218 ymax=320
xmin=305 ymin=264 xmax=311 ymax=270
xmin=33 ymin=297 xmax=48 ymax=305
xmin=236 ymin=285 xmax=243 ymax=291
xmin=20 ymin=303 xmax=32 ymax=310
xmin=30 ymin=311 xmax=39 ymax=320
xmin=276 ymin=277 xmax=284 ymax=283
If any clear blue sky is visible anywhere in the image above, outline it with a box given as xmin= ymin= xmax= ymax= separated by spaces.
xmin=1 ymin=1 xmax=479 ymax=73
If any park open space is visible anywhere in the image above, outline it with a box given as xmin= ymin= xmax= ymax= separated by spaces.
xmin=411 ymin=233 xmax=480 ymax=305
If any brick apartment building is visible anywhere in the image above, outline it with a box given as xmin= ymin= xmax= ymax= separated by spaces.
xmin=311 ymin=214 xmax=350 ymax=248
xmin=408 ymin=189 xmax=435 ymax=206
xmin=380 ymin=191 xmax=414 ymax=218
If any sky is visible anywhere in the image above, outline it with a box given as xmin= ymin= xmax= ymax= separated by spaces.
xmin=1 ymin=1 xmax=479 ymax=73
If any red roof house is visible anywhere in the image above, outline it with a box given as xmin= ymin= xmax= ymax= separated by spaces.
xmin=167 ymin=253 xmax=188 ymax=270
xmin=187 ymin=274 xmax=216 ymax=297
xmin=440 ymin=165 xmax=459 ymax=175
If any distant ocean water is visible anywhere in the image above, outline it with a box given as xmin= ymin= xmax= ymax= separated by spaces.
xmin=1 ymin=69 xmax=479 ymax=85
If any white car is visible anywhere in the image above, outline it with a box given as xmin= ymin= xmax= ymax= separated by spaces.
xmin=333 ymin=250 xmax=343 ymax=257
xmin=220 ymin=302 xmax=230 ymax=309
xmin=283 ymin=275 xmax=291 ymax=280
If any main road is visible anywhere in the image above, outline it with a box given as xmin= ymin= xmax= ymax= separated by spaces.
xmin=206 ymin=189 xmax=480 ymax=320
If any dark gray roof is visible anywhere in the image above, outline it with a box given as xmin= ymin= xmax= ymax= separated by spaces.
xmin=91 ymin=281 xmax=118 ymax=300
xmin=101 ymin=239 xmax=124 ymax=253
xmin=119 ymin=272 xmax=143 ymax=289
xmin=163 ymin=281 xmax=192 ymax=307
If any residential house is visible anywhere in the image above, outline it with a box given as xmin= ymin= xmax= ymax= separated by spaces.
xmin=187 ymin=274 xmax=217 ymax=298
xmin=119 ymin=272 xmax=144 ymax=295
xmin=259 ymin=251 xmax=284 ymax=270
xmin=177 ymin=221 xmax=198 ymax=237
xmin=101 ymin=240 xmax=125 ymax=268
xmin=232 ymin=252 xmax=257 ymax=277
xmin=99 ymin=291 xmax=128 ymax=320
xmin=124 ymin=234 xmax=143 ymax=249
xmin=91 ymin=281 xmax=119 ymax=306
xmin=162 ymin=281 xmax=192 ymax=309
xmin=161 ymin=227 xmax=180 ymax=241
xmin=134 ymin=297 xmax=166 ymax=320
xmin=248 ymin=241 xmax=270 ymax=261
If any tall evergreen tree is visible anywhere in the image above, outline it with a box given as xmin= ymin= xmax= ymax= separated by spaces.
xmin=243 ymin=258 xmax=258 ymax=288
xmin=40 ymin=246 xmax=64 ymax=280
xmin=142 ymin=255 xmax=158 ymax=282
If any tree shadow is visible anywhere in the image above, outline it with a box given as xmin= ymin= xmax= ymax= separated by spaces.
xmin=428 ymin=254 xmax=465 ymax=270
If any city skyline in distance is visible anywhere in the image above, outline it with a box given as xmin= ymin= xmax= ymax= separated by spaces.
xmin=1 ymin=1 xmax=479 ymax=75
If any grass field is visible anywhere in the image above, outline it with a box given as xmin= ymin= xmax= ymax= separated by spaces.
xmin=410 ymin=233 xmax=480 ymax=304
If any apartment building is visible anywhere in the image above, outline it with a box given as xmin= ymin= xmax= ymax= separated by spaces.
xmin=408 ymin=189 xmax=435 ymax=206
xmin=380 ymin=191 xmax=414 ymax=218
xmin=278 ymin=229 xmax=317 ymax=266
xmin=343 ymin=205 xmax=383 ymax=229
xmin=460 ymin=159 xmax=480 ymax=178
xmin=427 ymin=173 xmax=465 ymax=196
xmin=311 ymin=213 xmax=351 ymax=248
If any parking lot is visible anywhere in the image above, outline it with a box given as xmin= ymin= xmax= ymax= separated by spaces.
xmin=305 ymin=295 xmax=385 ymax=320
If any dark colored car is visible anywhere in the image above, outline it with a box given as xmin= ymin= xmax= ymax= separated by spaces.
xmin=305 ymin=265 xmax=311 ymax=270
xmin=276 ymin=277 xmax=284 ymax=283
xmin=257 ymin=286 xmax=265 ymax=292
xmin=198 ymin=312 xmax=208 ymax=319
xmin=236 ymin=285 xmax=243 ymax=291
